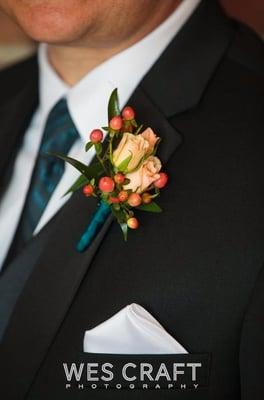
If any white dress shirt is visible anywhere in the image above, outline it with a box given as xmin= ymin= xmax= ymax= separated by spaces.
xmin=0 ymin=0 xmax=201 ymax=269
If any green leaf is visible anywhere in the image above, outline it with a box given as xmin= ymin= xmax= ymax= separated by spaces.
xmin=152 ymin=138 xmax=162 ymax=156
xmin=134 ymin=124 xmax=143 ymax=135
xmin=137 ymin=201 xmax=162 ymax=213
xmin=95 ymin=142 xmax=102 ymax=155
xmin=85 ymin=162 xmax=105 ymax=179
xmin=117 ymin=153 xmax=132 ymax=173
xmin=64 ymin=174 xmax=89 ymax=196
xmin=108 ymin=88 xmax=120 ymax=121
xmin=48 ymin=152 xmax=104 ymax=180
xmin=111 ymin=206 xmax=126 ymax=223
xmin=131 ymin=119 xmax=138 ymax=128
xmin=85 ymin=141 xmax=94 ymax=152
xmin=120 ymin=223 xmax=128 ymax=241
xmin=111 ymin=207 xmax=128 ymax=240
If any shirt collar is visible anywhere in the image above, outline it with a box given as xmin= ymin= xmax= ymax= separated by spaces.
xmin=38 ymin=44 xmax=69 ymax=117
xmin=38 ymin=0 xmax=201 ymax=144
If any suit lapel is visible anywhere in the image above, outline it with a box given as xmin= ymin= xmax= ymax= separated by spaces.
xmin=129 ymin=87 xmax=182 ymax=163
xmin=140 ymin=0 xmax=233 ymax=117
xmin=0 ymin=56 xmax=38 ymax=198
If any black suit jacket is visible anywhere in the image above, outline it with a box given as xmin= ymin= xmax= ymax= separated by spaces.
xmin=0 ymin=1 xmax=264 ymax=399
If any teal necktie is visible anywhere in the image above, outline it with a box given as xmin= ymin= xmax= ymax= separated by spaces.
xmin=16 ymin=97 xmax=79 ymax=245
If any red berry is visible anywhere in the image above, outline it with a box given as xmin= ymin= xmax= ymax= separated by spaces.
xmin=118 ymin=190 xmax=128 ymax=202
xmin=109 ymin=197 xmax=120 ymax=204
xmin=154 ymin=172 xmax=168 ymax=189
xmin=114 ymin=173 xmax=125 ymax=185
xmin=127 ymin=217 xmax=139 ymax=229
xmin=83 ymin=184 xmax=94 ymax=197
xmin=99 ymin=177 xmax=115 ymax=193
xmin=122 ymin=106 xmax=135 ymax=121
xmin=142 ymin=192 xmax=152 ymax=204
xmin=90 ymin=129 xmax=103 ymax=143
xmin=128 ymin=193 xmax=142 ymax=207
xmin=109 ymin=116 xmax=122 ymax=130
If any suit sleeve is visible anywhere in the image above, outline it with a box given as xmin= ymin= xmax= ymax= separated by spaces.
xmin=240 ymin=263 xmax=264 ymax=400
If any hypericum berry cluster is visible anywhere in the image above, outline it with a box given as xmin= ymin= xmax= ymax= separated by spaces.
xmin=82 ymin=105 xmax=168 ymax=231
xmin=108 ymin=106 xmax=136 ymax=134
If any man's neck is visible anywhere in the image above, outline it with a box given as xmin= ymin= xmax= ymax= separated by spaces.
xmin=47 ymin=0 xmax=181 ymax=86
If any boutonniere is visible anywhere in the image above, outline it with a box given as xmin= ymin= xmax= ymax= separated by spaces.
xmin=50 ymin=89 xmax=168 ymax=252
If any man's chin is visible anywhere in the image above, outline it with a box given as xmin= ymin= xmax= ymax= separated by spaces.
xmin=5 ymin=1 xmax=93 ymax=44
xmin=14 ymin=17 xmax=88 ymax=45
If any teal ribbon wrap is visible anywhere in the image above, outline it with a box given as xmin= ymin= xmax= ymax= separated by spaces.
xmin=76 ymin=201 xmax=111 ymax=252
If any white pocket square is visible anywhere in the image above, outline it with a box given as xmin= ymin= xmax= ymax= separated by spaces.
xmin=83 ymin=303 xmax=188 ymax=354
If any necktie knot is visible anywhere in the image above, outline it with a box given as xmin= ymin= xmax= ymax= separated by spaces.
xmin=40 ymin=98 xmax=79 ymax=156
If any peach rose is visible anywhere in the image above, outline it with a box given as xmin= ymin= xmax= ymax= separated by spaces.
xmin=141 ymin=127 xmax=159 ymax=155
xmin=124 ymin=156 xmax=162 ymax=193
xmin=113 ymin=128 xmax=160 ymax=173
xmin=113 ymin=132 xmax=149 ymax=173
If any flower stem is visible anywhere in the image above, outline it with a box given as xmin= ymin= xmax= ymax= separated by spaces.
xmin=96 ymin=154 xmax=107 ymax=173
